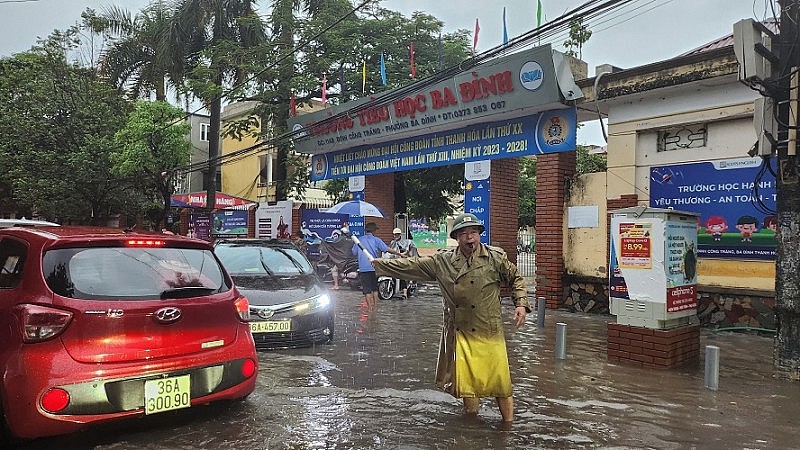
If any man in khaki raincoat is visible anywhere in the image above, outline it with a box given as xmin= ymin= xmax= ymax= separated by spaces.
xmin=373 ymin=213 xmax=530 ymax=423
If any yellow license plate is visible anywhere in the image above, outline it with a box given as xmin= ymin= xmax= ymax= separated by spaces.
xmin=144 ymin=375 xmax=191 ymax=415
xmin=250 ymin=320 xmax=291 ymax=333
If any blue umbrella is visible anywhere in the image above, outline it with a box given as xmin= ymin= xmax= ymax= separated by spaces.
xmin=324 ymin=200 xmax=385 ymax=218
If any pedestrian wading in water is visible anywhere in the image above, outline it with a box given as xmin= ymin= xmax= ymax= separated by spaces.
xmin=372 ymin=213 xmax=530 ymax=424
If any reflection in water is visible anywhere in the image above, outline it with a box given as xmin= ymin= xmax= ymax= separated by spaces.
xmin=28 ymin=286 xmax=800 ymax=450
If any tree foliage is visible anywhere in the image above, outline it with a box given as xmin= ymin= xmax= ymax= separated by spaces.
xmin=0 ymin=35 xmax=130 ymax=224
xmin=111 ymin=101 xmax=192 ymax=227
xmin=94 ymin=3 xmax=186 ymax=101
xmin=563 ymin=18 xmax=592 ymax=59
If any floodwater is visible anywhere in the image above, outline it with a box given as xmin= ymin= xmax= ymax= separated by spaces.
xmin=26 ymin=285 xmax=800 ymax=449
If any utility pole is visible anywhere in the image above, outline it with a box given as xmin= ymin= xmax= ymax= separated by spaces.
xmin=773 ymin=0 xmax=800 ymax=380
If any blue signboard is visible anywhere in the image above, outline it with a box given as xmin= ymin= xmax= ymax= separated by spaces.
xmin=309 ymin=108 xmax=576 ymax=181
xmin=649 ymin=158 xmax=777 ymax=260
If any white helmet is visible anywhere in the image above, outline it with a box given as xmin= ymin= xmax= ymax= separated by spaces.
xmin=392 ymin=228 xmax=402 ymax=234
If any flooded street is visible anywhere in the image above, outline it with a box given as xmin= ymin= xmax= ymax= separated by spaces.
xmin=27 ymin=285 xmax=800 ymax=449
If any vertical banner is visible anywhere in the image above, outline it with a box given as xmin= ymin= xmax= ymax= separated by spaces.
xmin=665 ymin=220 xmax=698 ymax=312
xmin=464 ymin=160 xmax=491 ymax=244
xmin=347 ymin=176 xmax=365 ymax=237
xmin=255 ymin=200 xmax=293 ymax=239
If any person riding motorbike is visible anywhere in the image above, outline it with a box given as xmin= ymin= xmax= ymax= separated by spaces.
xmin=387 ymin=227 xmax=418 ymax=299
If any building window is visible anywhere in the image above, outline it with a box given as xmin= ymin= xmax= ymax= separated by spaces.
xmin=200 ymin=123 xmax=211 ymax=142
xmin=258 ymin=155 xmax=278 ymax=186
xmin=657 ymin=125 xmax=707 ymax=152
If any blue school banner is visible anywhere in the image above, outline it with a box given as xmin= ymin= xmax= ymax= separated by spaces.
xmin=309 ymin=108 xmax=576 ymax=181
xmin=649 ymin=157 xmax=777 ymax=260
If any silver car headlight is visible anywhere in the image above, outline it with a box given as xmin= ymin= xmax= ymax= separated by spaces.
xmin=293 ymin=294 xmax=331 ymax=313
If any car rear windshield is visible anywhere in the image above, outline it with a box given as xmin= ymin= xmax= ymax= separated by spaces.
xmin=215 ymin=244 xmax=313 ymax=275
xmin=42 ymin=247 xmax=229 ymax=300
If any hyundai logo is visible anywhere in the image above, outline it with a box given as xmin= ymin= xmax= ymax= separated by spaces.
xmin=154 ymin=307 xmax=182 ymax=324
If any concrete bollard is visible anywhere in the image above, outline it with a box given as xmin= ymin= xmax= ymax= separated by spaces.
xmin=555 ymin=322 xmax=567 ymax=359
xmin=537 ymin=296 xmax=546 ymax=328
xmin=705 ymin=345 xmax=720 ymax=391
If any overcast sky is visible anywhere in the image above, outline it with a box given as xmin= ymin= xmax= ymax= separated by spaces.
xmin=0 ymin=0 xmax=772 ymax=145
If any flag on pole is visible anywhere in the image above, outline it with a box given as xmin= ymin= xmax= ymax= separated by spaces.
xmin=473 ymin=18 xmax=480 ymax=55
xmin=380 ymin=53 xmax=387 ymax=85
xmin=503 ymin=7 xmax=508 ymax=45
xmin=537 ymin=0 xmax=543 ymax=28
xmin=410 ymin=42 xmax=416 ymax=78
xmin=437 ymin=33 xmax=443 ymax=69
xmin=321 ymin=74 xmax=327 ymax=106
xmin=289 ymin=93 xmax=296 ymax=117
xmin=362 ymin=60 xmax=366 ymax=95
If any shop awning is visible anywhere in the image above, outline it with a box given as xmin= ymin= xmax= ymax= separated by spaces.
xmin=171 ymin=192 xmax=257 ymax=210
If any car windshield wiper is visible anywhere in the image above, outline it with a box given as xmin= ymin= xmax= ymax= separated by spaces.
xmin=272 ymin=248 xmax=307 ymax=272
xmin=160 ymin=286 xmax=217 ymax=299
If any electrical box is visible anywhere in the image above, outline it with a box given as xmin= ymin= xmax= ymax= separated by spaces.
xmin=609 ymin=207 xmax=699 ymax=329
xmin=733 ymin=19 xmax=772 ymax=82
xmin=753 ymin=97 xmax=777 ymax=156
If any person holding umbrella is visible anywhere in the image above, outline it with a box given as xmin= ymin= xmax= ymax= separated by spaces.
xmin=372 ymin=213 xmax=529 ymax=425
xmin=353 ymin=222 xmax=403 ymax=309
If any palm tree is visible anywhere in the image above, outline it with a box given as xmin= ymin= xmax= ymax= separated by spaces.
xmin=96 ymin=1 xmax=186 ymax=101
xmin=173 ymin=0 xmax=266 ymax=208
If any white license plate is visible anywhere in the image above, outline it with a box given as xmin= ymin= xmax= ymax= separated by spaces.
xmin=144 ymin=375 xmax=191 ymax=415
xmin=250 ymin=320 xmax=291 ymax=333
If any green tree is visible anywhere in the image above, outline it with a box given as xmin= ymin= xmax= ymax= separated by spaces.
xmin=111 ymin=101 xmax=192 ymax=228
xmin=174 ymin=0 xmax=267 ymax=208
xmin=95 ymin=2 xmax=186 ymax=102
xmin=563 ymin=18 xmax=591 ymax=59
xmin=0 ymin=36 xmax=131 ymax=224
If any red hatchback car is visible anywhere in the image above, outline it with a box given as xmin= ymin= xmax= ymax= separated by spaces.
xmin=0 ymin=223 xmax=258 ymax=440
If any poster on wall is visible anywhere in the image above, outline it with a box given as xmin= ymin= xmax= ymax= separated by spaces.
xmin=255 ymin=200 xmax=293 ymax=239
xmin=189 ymin=213 xmax=211 ymax=242
xmin=617 ymin=222 xmax=652 ymax=269
xmin=300 ymin=209 xmax=350 ymax=243
xmin=211 ymin=210 xmax=248 ymax=236
xmin=649 ymin=157 xmax=777 ymax=260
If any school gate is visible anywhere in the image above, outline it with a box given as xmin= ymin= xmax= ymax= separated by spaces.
xmin=288 ymin=44 xmax=584 ymax=307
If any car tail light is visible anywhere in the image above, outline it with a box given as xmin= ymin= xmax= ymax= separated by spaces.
xmin=125 ymin=239 xmax=166 ymax=247
xmin=241 ymin=359 xmax=256 ymax=378
xmin=14 ymin=304 xmax=73 ymax=343
xmin=234 ymin=296 xmax=250 ymax=321
xmin=41 ymin=388 xmax=70 ymax=413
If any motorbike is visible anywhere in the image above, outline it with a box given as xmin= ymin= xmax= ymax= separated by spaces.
xmin=377 ymin=275 xmax=416 ymax=300
xmin=316 ymin=235 xmax=361 ymax=291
